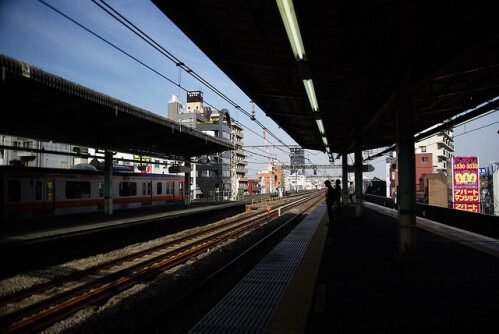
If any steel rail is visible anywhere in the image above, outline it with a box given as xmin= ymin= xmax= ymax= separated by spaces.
xmin=0 ymin=193 xmax=318 ymax=333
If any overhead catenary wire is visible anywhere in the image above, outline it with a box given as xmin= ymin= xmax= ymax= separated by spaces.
xmin=454 ymin=121 xmax=498 ymax=138
xmin=37 ymin=0 xmax=291 ymax=158
xmin=91 ymin=0 xmax=291 ymax=149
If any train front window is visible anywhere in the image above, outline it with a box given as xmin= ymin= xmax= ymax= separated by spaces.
xmin=7 ymin=179 xmax=21 ymax=202
xmin=66 ymin=181 xmax=91 ymax=199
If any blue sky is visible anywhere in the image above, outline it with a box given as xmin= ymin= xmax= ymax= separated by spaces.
xmin=0 ymin=0 xmax=497 ymax=180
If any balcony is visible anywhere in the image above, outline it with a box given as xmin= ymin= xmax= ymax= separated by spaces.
xmin=435 ymin=149 xmax=450 ymax=158
xmin=235 ymin=167 xmax=248 ymax=174
xmin=234 ymin=148 xmax=245 ymax=156
xmin=435 ymin=161 xmax=448 ymax=172
xmin=435 ymin=136 xmax=454 ymax=151
xmin=438 ymin=129 xmax=453 ymax=138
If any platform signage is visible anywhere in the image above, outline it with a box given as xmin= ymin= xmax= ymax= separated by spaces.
xmin=452 ymin=156 xmax=480 ymax=213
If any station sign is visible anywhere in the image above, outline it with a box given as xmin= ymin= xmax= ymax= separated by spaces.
xmin=346 ymin=164 xmax=374 ymax=173
xmin=187 ymin=91 xmax=203 ymax=103
xmin=452 ymin=156 xmax=480 ymax=213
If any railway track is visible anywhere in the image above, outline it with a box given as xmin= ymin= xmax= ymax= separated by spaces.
xmin=0 ymin=192 xmax=322 ymax=333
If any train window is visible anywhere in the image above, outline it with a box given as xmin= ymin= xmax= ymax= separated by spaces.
xmin=99 ymin=182 xmax=104 ymax=198
xmin=147 ymin=182 xmax=152 ymax=195
xmin=7 ymin=180 xmax=21 ymax=202
xmin=179 ymin=182 xmax=183 ymax=191
xmin=142 ymin=182 xmax=146 ymax=196
xmin=66 ymin=181 xmax=91 ymax=199
xmin=119 ymin=182 xmax=137 ymax=197
xmin=35 ymin=181 xmax=42 ymax=200
xmin=157 ymin=182 xmax=162 ymax=195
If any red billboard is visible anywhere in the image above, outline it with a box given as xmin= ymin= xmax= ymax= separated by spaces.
xmin=452 ymin=156 xmax=480 ymax=213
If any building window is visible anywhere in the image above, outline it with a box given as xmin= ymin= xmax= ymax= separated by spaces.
xmin=421 ymin=157 xmax=429 ymax=162
xmin=419 ymin=146 xmax=426 ymax=152
xmin=66 ymin=181 xmax=91 ymax=199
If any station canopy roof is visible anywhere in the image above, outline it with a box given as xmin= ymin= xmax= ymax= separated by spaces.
xmin=154 ymin=0 xmax=499 ymax=153
xmin=0 ymin=54 xmax=233 ymax=160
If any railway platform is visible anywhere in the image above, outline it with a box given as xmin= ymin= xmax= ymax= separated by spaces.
xmin=189 ymin=202 xmax=499 ymax=333
xmin=0 ymin=202 xmax=245 ymax=250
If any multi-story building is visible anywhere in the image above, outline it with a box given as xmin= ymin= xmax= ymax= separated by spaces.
xmin=0 ymin=135 xmax=83 ymax=168
xmin=247 ymin=179 xmax=262 ymax=195
xmin=258 ymin=163 xmax=284 ymax=195
xmin=197 ymin=109 xmax=232 ymax=200
xmin=415 ymin=152 xmax=433 ymax=200
xmin=415 ymin=128 xmax=454 ymax=173
xmin=167 ymin=92 xmax=235 ymax=201
xmin=388 ymin=129 xmax=454 ymax=203
xmin=230 ymin=120 xmax=248 ymax=199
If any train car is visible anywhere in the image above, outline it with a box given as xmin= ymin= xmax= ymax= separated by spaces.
xmin=0 ymin=166 xmax=184 ymax=222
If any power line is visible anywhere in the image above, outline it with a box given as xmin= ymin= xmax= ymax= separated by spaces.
xmin=37 ymin=0 xmax=291 ymax=156
xmin=454 ymin=121 xmax=499 ymax=138
xmin=91 ymin=0 xmax=291 ymax=149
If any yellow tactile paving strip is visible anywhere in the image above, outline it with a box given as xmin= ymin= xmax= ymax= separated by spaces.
xmin=267 ymin=205 xmax=329 ymax=334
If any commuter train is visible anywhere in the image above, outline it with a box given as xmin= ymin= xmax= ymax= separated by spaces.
xmin=0 ymin=166 xmax=184 ymax=222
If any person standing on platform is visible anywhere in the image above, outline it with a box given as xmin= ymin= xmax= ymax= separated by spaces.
xmin=334 ymin=179 xmax=343 ymax=214
xmin=324 ymin=180 xmax=335 ymax=224
xmin=348 ymin=181 xmax=355 ymax=204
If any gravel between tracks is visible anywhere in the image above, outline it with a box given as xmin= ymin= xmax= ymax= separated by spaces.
xmin=1 ymin=199 xmax=314 ymax=333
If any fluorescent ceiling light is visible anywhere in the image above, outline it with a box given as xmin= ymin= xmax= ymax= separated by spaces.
xmin=322 ymin=136 xmax=328 ymax=146
xmin=276 ymin=0 xmax=306 ymax=60
xmin=303 ymin=79 xmax=318 ymax=112
xmin=315 ymin=119 xmax=325 ymax=134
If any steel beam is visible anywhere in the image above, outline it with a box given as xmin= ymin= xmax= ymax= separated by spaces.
xmin=396 ymin=94 xmax=417 ymax=256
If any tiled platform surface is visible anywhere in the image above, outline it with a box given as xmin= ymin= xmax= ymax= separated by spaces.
xmin=189 ymin=203 xmax=499 ymax=333
xmin=306 ymin=204 xmax=499 ymax=333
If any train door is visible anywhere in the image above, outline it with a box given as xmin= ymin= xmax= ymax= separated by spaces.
xmin=147 ymin=180 xmax=153 ymax=205
xmin=32 ymin=179 xmax=44 ymax=216
xmin=171 ymin=181 xmax=175 ymax=203
xmin=45 ymin=179 xmax=55 ymax=215
xmin=32 ymin=179 xmax=55 ymax=216
xmin=179 ymin=181 xmax=183 ymax=202
xmin=142 ymin=181 xmax=152 ymax=206
xmin=0 ymin=174 xmax=4 ymax=220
